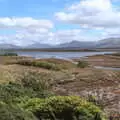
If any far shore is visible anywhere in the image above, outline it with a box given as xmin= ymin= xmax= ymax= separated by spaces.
xmin=1 ymin=48 xmax=120 ymax=52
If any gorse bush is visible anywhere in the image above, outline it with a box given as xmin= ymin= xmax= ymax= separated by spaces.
xmin=19 ymin=71 xmax=50 ymax=91
xmin=19 ymin=71 xmax=54 ymax=98
xmin=77 ymin=61 xmax=89 ymax=68
xmin=0 ymin=82 xmax=32 ymax=103
xmin=23 ymin=96 xmax=106 ymax=120
xmin=0 ymin=71 xmax=54 ymax=103
xmin=0 ymin=101 xmax=37 ymax=120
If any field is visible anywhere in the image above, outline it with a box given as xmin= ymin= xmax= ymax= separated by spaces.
xmin=0 ymin=53 xmax=120 ymax=119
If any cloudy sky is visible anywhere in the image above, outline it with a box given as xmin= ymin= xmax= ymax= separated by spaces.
xmin=0 ymin=0 xmax=120 ymax=46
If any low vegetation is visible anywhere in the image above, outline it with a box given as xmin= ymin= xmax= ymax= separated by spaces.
xmin=111 ymin=53 xmax=120 ymax=56
xmin=6 ymin=58 xmax=76 ymax=70
xmin=0 ymin=71 xmax=54 ymax=103
xmin=0 ymin=54 xmax=119 ymax=119
xmin=77 ymin=60 xmax=89 ymax=68
xmin=0 ymin=70 xmax=106 ymax=120
xmin=0 ymin=102 xmax=37 ymax=120
xmin=17 ymin=60 xmax=61 ymax=71
xmin=0 ymin=52 xmax=18 ymax=56
xmin=23 ymin=96 xmax=105 ymax=120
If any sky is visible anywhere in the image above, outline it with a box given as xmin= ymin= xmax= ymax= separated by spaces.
xmin=0 ymin=0 xmax=120 ymax=46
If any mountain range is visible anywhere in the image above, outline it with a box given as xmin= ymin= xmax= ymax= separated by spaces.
xmin=0 ymin=38 xmax=120 ymax=49
xmin=0 ymin=44 xmax=19 ymax=49
xmin=26 ymin=42 xmax=53 ymax=49
xmin=56 ymin=41 xmax=96 ymax=49
xmin=96 ymin=38 xmax=120 ymax=48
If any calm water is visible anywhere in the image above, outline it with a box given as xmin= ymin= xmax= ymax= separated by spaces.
xmin=95 ymin=66 xmax=120 ymax=71
xmin=16 ymin=51 xmax=113 ymax=59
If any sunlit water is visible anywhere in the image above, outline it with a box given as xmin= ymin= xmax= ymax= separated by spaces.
xmin=94 ymin=66 xmax=120 ymax=71
xmin=16 ymin=51 xmax=120 ymax=70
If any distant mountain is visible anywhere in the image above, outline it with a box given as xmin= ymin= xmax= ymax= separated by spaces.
xmin=26 ymin=43 xmax=53 ymax=49
xmin=57 ymin=40 xmax=96 ymax=49
xmin=97 ymin=38 xmax=120 ymax=48
xmin=0 ymin=38 xmax=120 ymax=49
xmin=56 ymin=38 xmax=120 ymax=49
xmin=0 ymin=44 xmax=19 ymax=49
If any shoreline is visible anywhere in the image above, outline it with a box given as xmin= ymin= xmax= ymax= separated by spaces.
xmin=1 ymin=48 xmax=120 ymax=52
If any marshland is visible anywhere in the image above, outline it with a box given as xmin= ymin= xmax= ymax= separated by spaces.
xmin=0 ymin=50 xmax=120 ymax=120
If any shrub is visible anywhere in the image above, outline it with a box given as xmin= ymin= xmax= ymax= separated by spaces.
xmin=33 ymin=61 xmax=60 ymax=70
xmin=0 ymin=52 xmax=18 ymax=56
xmin=0 ymin=71 xmax=54 ymax=103
xmin=0 ymin=82 xmax=36 ymax=103
xmin=77 ymin=61 xmax=89 ymax=68
xmin=0 ymin=101 xmax=37 ymax=120
xmin=23 ymin=96 xmax=106 ymax=120
xmin=111 ymin=53 xmax=120 ymax=56
xmin=17 ymin=60 xmax=60 ymax=71
xmin=19 ymin=71 xmax=54 ymax=98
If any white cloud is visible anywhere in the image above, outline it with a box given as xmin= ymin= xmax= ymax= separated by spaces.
xmin=55 ymin=0 xmax=120 ymax=28
xmin=54 ymin=29 xmax=82 ymax=44
xmin=0 ymin=28 xmax=100 ymax=46
xmin=0 ymin=17 xmax=53 ymax=29
xmin=0 ymin=29 xmax=54 ymax=46
xmin=0 ymin=17 xmax=54 ymax=46
xmin=0 ymin=0 xmax=120 ymax=46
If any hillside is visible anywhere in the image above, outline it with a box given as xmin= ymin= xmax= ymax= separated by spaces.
xmin=1 ymin=38 xmax=120 ymax=49
xmin=0 ymin=44 xmax=19 ymax=49
xmin=97 ymin=38 xmax=120 ymax=48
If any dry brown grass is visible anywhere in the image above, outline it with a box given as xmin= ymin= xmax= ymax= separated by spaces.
xmin=0 ymin=56 xmax=33 ymax=64
xmin=73 ymin=54 xmax=120 ymax=68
